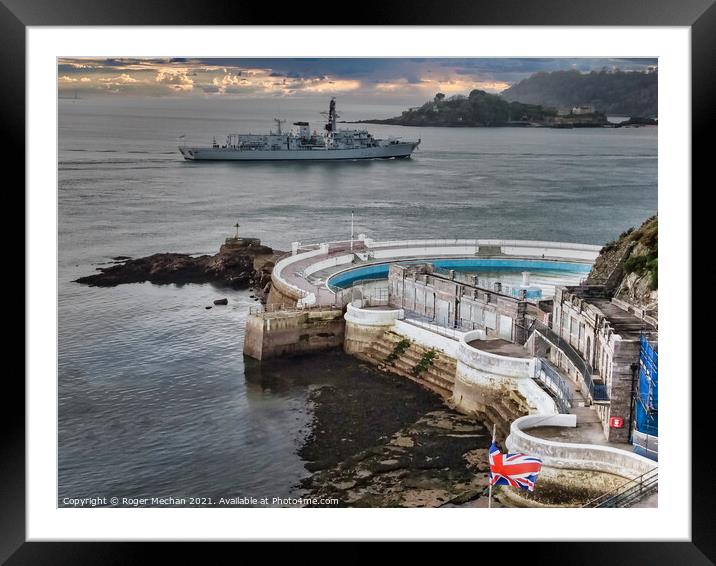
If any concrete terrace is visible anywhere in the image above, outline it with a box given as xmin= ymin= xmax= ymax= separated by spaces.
xmin=532 ymin=355 xmax=633 ymax=452
xmin=527 ymin=409 xmax=633 ymax=452
xmin=468 ymin=338 xmax=531 ymax=358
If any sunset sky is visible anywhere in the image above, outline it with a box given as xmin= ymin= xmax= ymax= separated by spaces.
xmin=58 ymin=57 xmax=657 ymax=103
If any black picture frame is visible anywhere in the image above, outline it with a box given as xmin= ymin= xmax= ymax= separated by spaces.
xmin=6 ymin=0 xmax=707 ymax=561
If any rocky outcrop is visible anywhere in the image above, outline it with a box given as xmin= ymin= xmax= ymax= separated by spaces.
xmin=75 ymin=237 xmax=279 ymax=289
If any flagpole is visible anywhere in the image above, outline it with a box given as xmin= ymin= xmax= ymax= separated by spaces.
xmin=488 ymin=423 xmax=496 ymax=508
xmin=350 ymin=210 xmax=354 ymax=252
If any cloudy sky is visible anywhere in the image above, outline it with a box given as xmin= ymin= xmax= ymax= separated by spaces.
xmin=58 ymin=57 xmax=657 ymax=103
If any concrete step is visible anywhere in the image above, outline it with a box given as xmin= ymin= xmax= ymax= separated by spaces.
xmin=362 ymin=344 xmax=453 ymax=398
xmin=372 ymin=342 xmax=454 ymax=376
xmin=379 ymin=333 xmax=457 ymax=366
xmin=388 ymin=359 xmax=454 ymax=390
xmin=382 ymin=363 xmax=452 ymax=399
xmin=360 ymin=331 xmax=459 ymax=399
xmin=573 ymin=406 xmax=602 ymax=424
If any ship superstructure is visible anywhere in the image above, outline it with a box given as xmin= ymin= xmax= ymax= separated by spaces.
xmin=179 ymin=98 xmax=420 ymax=161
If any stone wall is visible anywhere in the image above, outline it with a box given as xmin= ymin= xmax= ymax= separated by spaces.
xmin=243 ymin=308 xmax=345 ymax=360
xmin=266 ymin=282 xmax=299 ymax=308
xmin=344 ymin=303 xmax=404 ymax=357
xmin=551 ymin=286 xmax=651 ymax=442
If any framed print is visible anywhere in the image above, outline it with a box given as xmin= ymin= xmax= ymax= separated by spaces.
xmin=7 ymin=0 xmax=710 ymax=560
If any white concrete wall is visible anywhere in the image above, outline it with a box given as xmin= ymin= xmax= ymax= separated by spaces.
xmin=273 ymin=247 xmax=324 ymax=278
xmin=303 ymin=254 xmax=355 ymax=277
xmin=366 ymin=241 xmax=599 ymax=262
xmin=366 ymin=238 xmax=600 ymax=260
xmin=514 ymin=380 xmax=561 ymax=416
xmin=272 ymin=247 xmax=327 ymax=298
xmin=391 ymin=319 xmax=460 ymax=357
xmin=344 ymin=303 xmax=404 ymax=326
xmin=502 ymin=246 xmax=598 ymax=261
xmin=370 ymin=246 xmax=478 ymax=259
xmin=458 ymin=331 xmax=536 ymax=378
xmin=454 ymin=331 xmax=558 ymax=415
xmin=506 ymin=414 xmax=657 ymax=479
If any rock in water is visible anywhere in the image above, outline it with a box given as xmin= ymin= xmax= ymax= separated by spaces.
xmin=213 ymin=298 xmax=228 ymax=305
xmin=74 ymin=238 xmax=278 ymax=289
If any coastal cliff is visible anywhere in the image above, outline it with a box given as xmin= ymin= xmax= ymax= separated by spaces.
xmin=587 ymin=216 xmax=658 ymax=313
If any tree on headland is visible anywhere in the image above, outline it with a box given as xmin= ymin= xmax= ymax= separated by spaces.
xmin=367 ymin=88 xmax=570 ymax=127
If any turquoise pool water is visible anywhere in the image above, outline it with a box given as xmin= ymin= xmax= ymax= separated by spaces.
xmin=327 ymin=258 xmax=592 ymax=290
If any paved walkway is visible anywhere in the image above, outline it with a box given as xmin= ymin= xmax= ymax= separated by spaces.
xmin=528 ymin=410 xmax=632 ymax=452
xmin=535 ymin=361 xmax=633 ymax=451
xmin=586 ymin=298 xmax=656 ymax=337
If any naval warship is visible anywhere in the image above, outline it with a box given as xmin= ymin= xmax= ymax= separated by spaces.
xmin=179 ymin=98 xmax=420 ymax=161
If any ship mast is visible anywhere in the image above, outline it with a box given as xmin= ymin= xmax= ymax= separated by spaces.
xmin=321 ymin=97 xmax=339 ymax=134
xmin=273 ymin=118 xmax=286 ymax=135
xmin=329 ymin=97 xmax=337 ymax=132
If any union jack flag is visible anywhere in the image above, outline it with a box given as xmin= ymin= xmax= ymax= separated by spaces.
xmin=488 ymin=441 xmax=543 ymax=492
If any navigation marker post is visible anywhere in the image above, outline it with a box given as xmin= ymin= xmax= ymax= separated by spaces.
xmin=234 ymin=220 xmax=240 ymax=239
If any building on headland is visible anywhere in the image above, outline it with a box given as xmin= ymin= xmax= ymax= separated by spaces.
xmin=557 ymin=105 xmax=596 ymax=117
xmin=571 ymin=105 xmax=596 ymax=115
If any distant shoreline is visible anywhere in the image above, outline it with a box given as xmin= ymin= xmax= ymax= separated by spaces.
xmin=342 ymin=119 xmax=656 ymax=129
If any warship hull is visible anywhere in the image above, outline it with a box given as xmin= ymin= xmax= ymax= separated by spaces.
xmin=179 ymin=142 xmax=419 ymax=161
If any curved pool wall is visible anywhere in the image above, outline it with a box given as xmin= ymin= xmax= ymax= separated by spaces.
xmin=268 ymin=237 xmax=601 ymax=307
xmin=327 ymin=258 xmax=592 ymax=291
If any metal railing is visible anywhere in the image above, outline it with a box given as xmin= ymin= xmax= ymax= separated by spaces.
xmin=582 ymin=468 xmax=658 ymax=508
xmin=431 ymin=266 xmax=530 ymax=300
xmin=332 ymin=283 xmax=391 ymax=308
xmin=401 ymin=314 xmax=465 ymax=340
xmin=537 ymin=358 xmax=573 ymax=414
xmin=530 ymin=321 xmax=608 ymax=402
